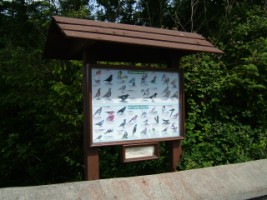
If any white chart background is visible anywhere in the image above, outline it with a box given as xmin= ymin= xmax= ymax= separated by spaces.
xmin=91 ymin=67 xmax=180 ymax=144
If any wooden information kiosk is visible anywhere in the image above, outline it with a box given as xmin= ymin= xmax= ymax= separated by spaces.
xmin=44 ymin=16 xmax=222 ymax=180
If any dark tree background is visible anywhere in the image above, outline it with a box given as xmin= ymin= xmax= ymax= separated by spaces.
xmin=0 ymin=0 xmax=266 ymax=187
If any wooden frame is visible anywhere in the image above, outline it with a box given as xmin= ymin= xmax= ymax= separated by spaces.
xmin=121 ymin=142 xmax=160 ymax=163
xmin=88 ymin=65 xmax=184 ymax=147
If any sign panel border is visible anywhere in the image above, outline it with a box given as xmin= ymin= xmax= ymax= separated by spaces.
xmin=88 ymin=65 xmax=184 ymax=147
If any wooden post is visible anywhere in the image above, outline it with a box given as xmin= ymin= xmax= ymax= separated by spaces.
xmin=83 ymin=52 xmax=99 ymax=180
xmin=167 ymin=140 xmax=182 ymax=171
xmin=167 ymin=54 xmax=183 ymax=171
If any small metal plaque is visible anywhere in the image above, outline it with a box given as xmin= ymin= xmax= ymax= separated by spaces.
xmin=122 ymin=143 xmax=159 ymax=162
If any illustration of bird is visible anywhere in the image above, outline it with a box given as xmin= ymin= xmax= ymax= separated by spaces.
xmin=122 ymin=131 xmax=128 ymax=139
xmin=141 ymin=111 xmax=147 ymax=118
xmin=171 ymin=123 xmax=178 ymax=132
xmin=93 ymin=107 xmax=102 ymax=117
xmin=95 ymin=69 xmax=101 ymax=76
xmin=119 ymin=119 xmax=126 ymax=128
xmin=162 ymin=119 xmax=170 ymax=125
xmin=141 ymin=127 xmax=148 ymax=135
xmin=103 ymin=88 xmax=111 ymax=98
xmin=162 ymin=74 xmax=166 ymax=83
xmin=129 ymin=77 xmax=135 ymax=84
xmin=154 ymin=116 xmax=159 ymax=123
xmin=120 ymin=75 xmax=128 ymax=83
xmin=162 ymin=106 xmax=166 ymax=113
xmin=169 ymin=108 xmax=175 ymax=117
xmin=141 ymin=74 xmax=148 ymax=85
xmin=163 ymin=90 xmax=171 ymax=98
xmin=171 ymin=91 xmax=179 ymax=99
xmin=172 ymin=112 xmax=179 ymax=119
xmin=104 ymin=75 xmax=113 ymax=83
xmin=163 ymin=77 xmax=170 ymax=85
xmin=117 ymin=70 xmax=122 ymax=79
xmin=150 ymin=76 xmax=157 ymax=84
xmin=94 ymin=135 xmax=102 ymax=141
xmin=150 ymin=106 xmax=157 ymax=114
xmin=162 ymin=86 xmax=169 ymax=94
xmin=95 ymin=120 xmax=104 ymax=127
xmin=161 ymin=127 xmax=168 ymax=133
xmin=143 ymin=119 xmax=149 ymax=125
xmin=118 ymin=94 xmax=129 ymax=102
xmin=104 ymin=129 xmax=113 ymax=134
xmin=128 ymin=115 xmax=138 ymax=123
xmin=94 ymin=88 xmax=101 ymax=99
xmin=118 ymin=85 xmax=126 ymax=93
xmin=94 ymin=79 xmax=101 ymax=85
xmin=143 ymin=88 xmax=150 ymax=96
xmin=106 ymin=115 xmax=114 ymax=122
xmin=171 ymin=79 xmax=177 ymax=88
xmin=117 ymin=106 xmax=126 ymax=115
xmin=106 ymin=111 xmax=114 ymax=115
xmin=148 ymin=93 xmax=157 ymax=102
xmin=132 ymin=124 xmax=137 ymax=135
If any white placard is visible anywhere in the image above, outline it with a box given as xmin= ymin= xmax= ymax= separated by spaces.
xmin=125 ymin=145 xmax=155 ymax=159
xmin=91 ymin=67 xmax=181 ymax=145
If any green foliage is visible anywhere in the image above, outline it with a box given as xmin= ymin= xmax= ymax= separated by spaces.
xmin=181 ymin=121 xmax=267 ymax=169
xmin=0 ymin=1 xmax=84 ymax=186
xmin=178 ymin=4 xmax=267 ymax=170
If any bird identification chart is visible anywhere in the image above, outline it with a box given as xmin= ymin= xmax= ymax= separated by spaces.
xmin=90 ymin=66 xmax=181 ymax=146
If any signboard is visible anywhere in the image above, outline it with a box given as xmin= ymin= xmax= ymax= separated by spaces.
xmin=89 ymin=65 xmax=183 ymax=146
xmin=122 ymin=143 xmax=160 ymax=163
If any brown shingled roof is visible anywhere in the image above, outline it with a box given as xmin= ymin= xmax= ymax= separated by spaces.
xmin=43 ymin=16 xmax=223 ymax=62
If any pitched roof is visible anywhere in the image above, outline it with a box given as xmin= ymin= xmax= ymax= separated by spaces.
xmin=43 ymin=16 xmax=223 ymax=61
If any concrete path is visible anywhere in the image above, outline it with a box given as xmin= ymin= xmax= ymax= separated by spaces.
xmin=1 ymin=159 xmax=267 ymax=200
